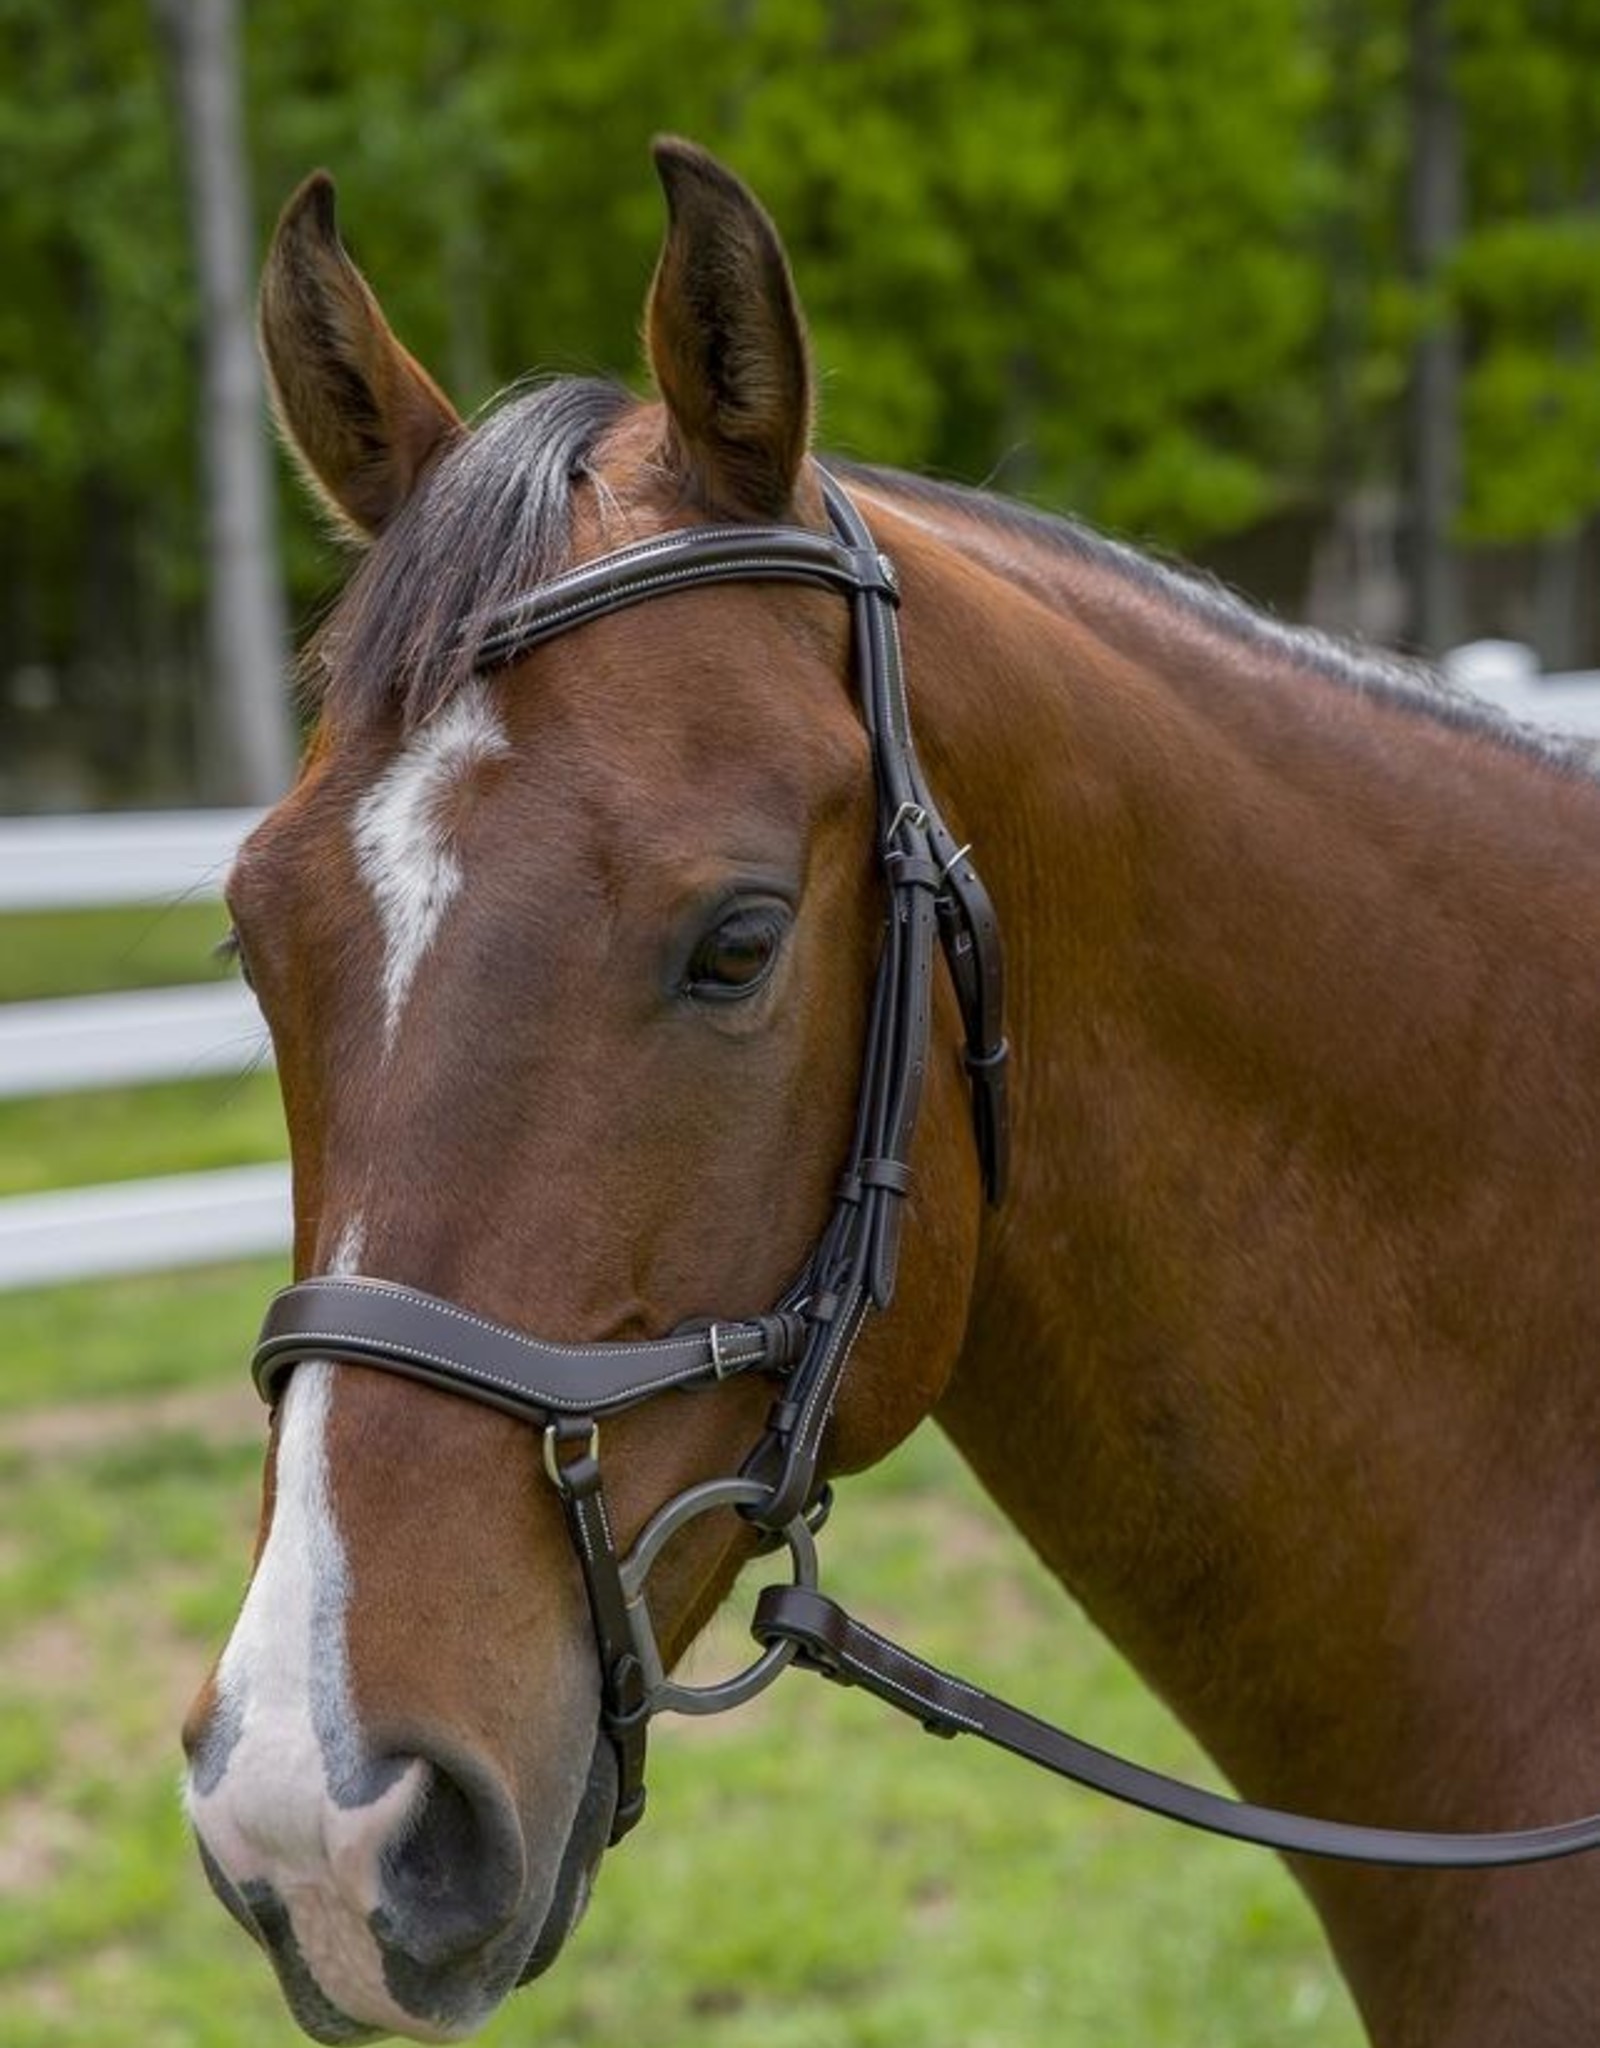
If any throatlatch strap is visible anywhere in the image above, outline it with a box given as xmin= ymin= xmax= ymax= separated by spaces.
xmin=752 ymin=1586 xmax=1600 ymax=1868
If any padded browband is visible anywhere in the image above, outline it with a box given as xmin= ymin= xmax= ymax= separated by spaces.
xmin=473 ymin=522 xmax=898 ymax=674
xmin=469 ymin=505 xmax=1009 ymax=1214
xmin=254 ymin=1276 xmax=803 ymax=1418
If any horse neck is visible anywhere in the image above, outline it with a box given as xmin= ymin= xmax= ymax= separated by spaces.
xmin=867 ymin=481 xmax=1600 ymax=2038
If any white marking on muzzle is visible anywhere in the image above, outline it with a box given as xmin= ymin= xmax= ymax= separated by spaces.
xmin=187 ymin=1357 xmax=382 ymax=1862
xmin=352 ymin=684 xmax=510 ymax=1048
xmin=187 ymin=1216 xmax=444 ymax=2036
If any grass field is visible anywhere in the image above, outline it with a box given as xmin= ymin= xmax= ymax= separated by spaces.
xmin=0 ymin=902 xmax=232 ymax=1003
xmin=0 ymin=905 xmax=1367 ymax=2047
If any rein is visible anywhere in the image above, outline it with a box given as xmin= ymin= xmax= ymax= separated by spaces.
xmin=252 ymin=477 xmax=1600 ymax=1869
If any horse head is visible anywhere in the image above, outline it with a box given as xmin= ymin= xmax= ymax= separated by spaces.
xmin=182 ymin=140 xmax=985 ymax=2042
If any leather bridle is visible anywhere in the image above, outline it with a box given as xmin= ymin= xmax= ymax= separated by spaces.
xmin=252 ymin=476 xmax=1600 ymax=1870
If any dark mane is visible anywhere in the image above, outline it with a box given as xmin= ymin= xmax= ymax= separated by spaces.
xmin=309 ymin=376 xmax=631 ymax=729
xmin=838 ymin=461 xmax=1600 ymax=778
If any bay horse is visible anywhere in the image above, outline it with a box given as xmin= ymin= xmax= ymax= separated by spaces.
xmin=184 ymin=138 xmax=1600 ymax=2046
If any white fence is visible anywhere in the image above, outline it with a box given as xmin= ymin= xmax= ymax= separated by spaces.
xmin=1441 ymin=643 xmax=1600 ymax=737
xmin=0 ymin=1164 xmax=291 ymax=1292
xmin=1 ymin=809 xmax=289 ymax=1290
xmin=0 ymin=808 xmax=261 ymax=911
xmin=0 ymin=984 xmax=268 ymax=1098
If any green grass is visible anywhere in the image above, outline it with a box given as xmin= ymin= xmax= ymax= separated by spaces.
xmin=0 ymin=1070 xmax=285 ymax=1198
xmin=0 ymin=1274 xmax=1366 ymax=2048
xmin=0 ymin=902 xmax=233 ymax=1003
xmin=0 ymin=1260 xmax=286 ymax=1414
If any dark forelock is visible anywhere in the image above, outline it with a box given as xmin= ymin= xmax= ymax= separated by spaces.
xmin=307 ymin=377 xmax=633 ymax=729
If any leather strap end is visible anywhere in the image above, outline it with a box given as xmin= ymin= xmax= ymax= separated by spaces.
xmin=964 ymin=1037 xmax=1010 ymax=1206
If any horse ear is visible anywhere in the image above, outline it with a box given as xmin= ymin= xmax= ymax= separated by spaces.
xmin=258 ymin=172 xmax=461 ymax=539
xmin=646 ymin=138 xmax=812 ymax=520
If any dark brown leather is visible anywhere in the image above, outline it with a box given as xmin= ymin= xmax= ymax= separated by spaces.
xmin=473 ymin=523 xmax=897 ymax=674
xmin=752 ymin=1586 xmax=1600 ymax=1867
xmin=254 ymin=1275 xmax=800 ymax=1417
xmin=543 ymin=1419 xmax=651 ymax=1841
xmin=255 ymin=477 xmax=1007 ymax=1546
xmin=252 ymin=477 xmax=987 ymax=1847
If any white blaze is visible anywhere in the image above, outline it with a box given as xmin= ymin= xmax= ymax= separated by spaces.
xmin=186 ymin=1217 xmax=435 ymax=2036
xmin=351 ymin=683 xmax=511 ymax=1047
xmin=189 ymin=1359 xmax=353 ymax=1869
xmin=196 ymin=676 xmax=511 ymax=2025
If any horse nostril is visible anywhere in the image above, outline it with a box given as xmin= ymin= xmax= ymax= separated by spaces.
xmin=371 ymin=1752 xmax=528 ymax=1969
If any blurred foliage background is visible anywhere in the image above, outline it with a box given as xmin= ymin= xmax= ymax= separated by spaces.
xmin=6 ymin=0 xmax=1600 ymax=807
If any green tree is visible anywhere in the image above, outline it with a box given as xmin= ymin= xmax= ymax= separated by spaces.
xmin=10 ymin=0 xmax=1600 ymax=808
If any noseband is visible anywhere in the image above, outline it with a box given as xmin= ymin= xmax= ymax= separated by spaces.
xmin=252 ymin=477 xmax=1600 ymax=1870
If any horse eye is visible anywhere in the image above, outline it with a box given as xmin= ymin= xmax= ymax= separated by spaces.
xmin=216 ymin=927 xmax=255 ymax=992
xmin=684 ymin=902 xmax=789 ymax=1000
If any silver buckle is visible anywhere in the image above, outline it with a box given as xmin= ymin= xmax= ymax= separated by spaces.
xmin=542 ymin=1420 xmax=598 ymax=1492
xmin=707 ymin=1321 xmax=748 ymax=1378
xmin=884 ymin=799 xmax=929 ymax=850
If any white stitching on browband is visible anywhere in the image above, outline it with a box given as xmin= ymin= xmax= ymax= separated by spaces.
xmin=489 ymin=550 xmax=840 ymax=624
xmin=510 ymin=526 xmax=808 ymax=592
xmin=489 ymin=525 xmax=849 ymax=609
xmin=274 ymin=1278 xmax=715 ymax=1362
xmin=479 ymin=554 xmax=862 ymax=662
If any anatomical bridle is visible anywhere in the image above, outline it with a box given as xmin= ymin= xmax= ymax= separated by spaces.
xmin=253 ymin=476 xmax=1600 ymax=1869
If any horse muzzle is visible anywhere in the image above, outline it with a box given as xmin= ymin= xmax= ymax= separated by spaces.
xmin=187 ymin=1724 xmax=614 ymax=2042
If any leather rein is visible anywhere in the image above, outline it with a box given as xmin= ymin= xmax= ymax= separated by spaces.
xmin=252 ymin=476 xmax=1600 ymax=1869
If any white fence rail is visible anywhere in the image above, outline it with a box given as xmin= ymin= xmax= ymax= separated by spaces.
xmin=0 ymin=1164 xmax=291 ymax=1291
xmin=0 ymin=984 xmax=270 ymax=1098
xmin=1442 ymin=643 xmax=1600 ymax=738
xmin=0 ymin=808 xmax=260 ymax=910
xmin=0 ymin=806 xmax=273 ymax=1100
xmin=2 ymin=809 xmax=283 ymax=1290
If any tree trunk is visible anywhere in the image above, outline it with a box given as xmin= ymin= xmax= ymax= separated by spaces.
xmin=1404 ymin=0 xmax=1465 ymax=654
xmin=154 ymin=0 xmax=294 ymax=805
